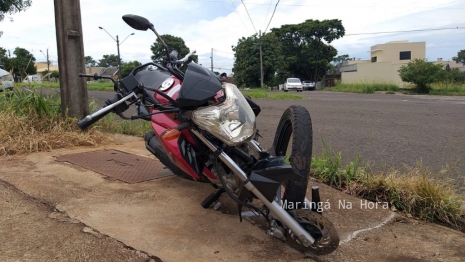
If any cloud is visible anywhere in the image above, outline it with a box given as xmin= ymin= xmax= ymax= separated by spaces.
xmin=1 ymin=0 xmax=463 ymax=74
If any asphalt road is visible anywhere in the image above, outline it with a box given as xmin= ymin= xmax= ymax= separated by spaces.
xmin=88 ymin=90 xmax=465 ymax=180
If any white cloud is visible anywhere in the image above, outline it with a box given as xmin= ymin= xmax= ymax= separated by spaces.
xmin=1 ymin=0 xmax=464 ymax=74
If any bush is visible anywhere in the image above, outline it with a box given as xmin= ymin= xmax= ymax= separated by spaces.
xmin=398 ymin=59 xmax=445 ymax=93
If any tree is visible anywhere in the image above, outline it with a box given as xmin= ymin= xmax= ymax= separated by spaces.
xmin=98 ymin=54 xmax=120 ymax=67
xmin=332 ymin=54 xmax=350 ymax=64
xmin=232 ymin=32 xmax=284 ymax=87
xmin=398 ymin=59 xmax=445 ymax=93
xmin=8 ymin=47 xmax=36 ymax=79
xmin=50 ymin=70 xmax=59 ymax=78
xmin=84 ymin=56 xmax=97 ymax=68
xmin=0 ymin=47 xmax=12 ymax=70
xmin=271 ymin=19 xmax=345 ymax=82
xmin=120 ymin=60 xmax=142 ymax=78
xmin=452 ymin=50 xmax=465 ymax=65
xmin=150 ymin=34 xmax=198 ymax=70
xmin=0 ymin=0 xmax=32 ymax=21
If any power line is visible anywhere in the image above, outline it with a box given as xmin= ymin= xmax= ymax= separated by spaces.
xmin=345 ymin=26 xmax=465 ymax=36
xmin=229 ymin=0 xmax=250 ymax=33
xmin=182 ymin=0 xmax=465 ymax=9
xmin=213 ymin=49 xmax=235 ymax=55
xmin=262 ymin=0 xmax=273 ymax=29
xmin=240 ymin=0 xmax=257 ymax=34
xmin=264 ymin=0 xmax=280 ymax=33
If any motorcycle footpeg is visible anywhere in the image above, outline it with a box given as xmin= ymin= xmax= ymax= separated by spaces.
xmin=201 ymin=188 xmax=225 ymax=209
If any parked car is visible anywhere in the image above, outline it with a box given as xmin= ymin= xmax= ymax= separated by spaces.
xmin=0 ymin=74 xmax=14 ymax=92
xmin=302 ymin=80 xmax=315 ymax=91
xmin=283 ymin=77 xmax=303 ymax=92
xmin=23 ymin=75 xmax=42 ymax=84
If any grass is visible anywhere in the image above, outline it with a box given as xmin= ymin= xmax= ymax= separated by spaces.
xmin=310 ymin=139 xmax=465 ymax=229
xmin=0 ymin=86 xmax=108 ymax=155
xmin=428 ymin=82 xmax=465 ymax=96
xmin=35 ymin=81 xmax=115 ymax=91
xmin=325 ymin=83 xmax=400 ymax=94
xmin=326 ymin=81 xmax=465 ymax=96
xmin=241 ymin=88 xmax=304 ymax=99
xmin=0 ymin=86 xmax=151 ymax=155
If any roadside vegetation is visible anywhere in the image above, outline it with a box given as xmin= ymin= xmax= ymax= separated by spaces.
xmin=326 ymin=80 xmax=465 ymax=96
xmin=0 ymin=85 xmax=149 ymax=155
xmin=37 ymin=81 xmax=115 ymax=91
xmin=325 ymin=82 xmax=399 ymax=94
xmin=310 ymin=139 xmax=465 ymax=230
xmin=241 ymin=88 xmax=304 ymax=99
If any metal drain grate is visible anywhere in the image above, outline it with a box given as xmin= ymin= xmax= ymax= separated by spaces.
xmin=56 ymin=149 xmax=173 ymax=183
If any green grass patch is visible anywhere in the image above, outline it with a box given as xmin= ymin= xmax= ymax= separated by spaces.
xmin=325 ymin=83 xmax=399 ymax=94
xmin=38 ymin=81 xmax=115 ymax=91
xmin=428 ymin=82 xmax=465 ymax=96
xmin=241 ymin=89 xmax=304 ymax=99
xmin=310 ymin=139 xmax=465 ymax=229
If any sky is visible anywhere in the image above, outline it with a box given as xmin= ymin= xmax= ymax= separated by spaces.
xmin=0 ymin=0 xmax=464 ymax=75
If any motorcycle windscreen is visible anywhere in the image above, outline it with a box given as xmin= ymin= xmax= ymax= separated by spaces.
xmin=177 ymin=62 xmax=222 ymax=108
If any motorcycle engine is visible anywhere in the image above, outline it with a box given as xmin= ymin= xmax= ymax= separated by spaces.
xmin=206 ymin=144 xmax=251 ymax=193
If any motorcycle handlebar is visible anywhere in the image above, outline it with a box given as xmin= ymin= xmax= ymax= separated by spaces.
xmin=177 ymin=50 xmax=196 ymax=64
xmin=77 ymin=92 xmax=137 ymax=130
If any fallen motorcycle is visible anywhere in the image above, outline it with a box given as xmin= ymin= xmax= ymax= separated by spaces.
xmin=77 ymin=14 xmax=339 ymax=255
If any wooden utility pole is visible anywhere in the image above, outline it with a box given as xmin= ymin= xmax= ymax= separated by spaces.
xmin=259 ymin=30 xmax=263 ymax=88
xmin=54 ymin=0 xmax=88 ymax=118
xmin=211 ymin=48 xmax=214 ymax=72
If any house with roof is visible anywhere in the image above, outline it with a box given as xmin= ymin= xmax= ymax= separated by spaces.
xmin=338 ymin=41 xmax=464 ymax=85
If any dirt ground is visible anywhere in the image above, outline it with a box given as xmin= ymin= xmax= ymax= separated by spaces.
xmin=1 ymin=136 xmax=464 ymax=262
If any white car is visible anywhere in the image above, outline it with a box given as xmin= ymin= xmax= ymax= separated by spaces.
xmin=284 ymin=78 xmax=303 ymax=92
xmin=0 ymin=75 xmax=14 ymax=92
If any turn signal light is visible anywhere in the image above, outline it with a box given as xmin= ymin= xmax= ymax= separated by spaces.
xmin=160 ymin=128 xmax=181 ymax=141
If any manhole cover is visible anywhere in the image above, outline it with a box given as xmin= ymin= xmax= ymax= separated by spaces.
xmin=56 ymin=149 xmax=173 ymax=183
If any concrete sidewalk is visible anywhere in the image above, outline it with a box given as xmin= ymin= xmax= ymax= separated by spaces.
xmin=0 ymin=138 xmax=464 ymax=261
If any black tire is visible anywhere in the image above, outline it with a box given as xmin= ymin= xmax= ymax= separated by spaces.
xmin=272 ymin=105 xmax=313 ymax=206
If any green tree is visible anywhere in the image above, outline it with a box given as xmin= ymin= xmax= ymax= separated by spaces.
xmin=0 ymin=0 xmax=32 ymax=21
xmin=120 ymin=60 xmax=142 ymax=78
xmin=271 ymin=19 xmax=345 ymax=82
xmin=9 ymin=47 xmax=36 ymax=79
xmin=452 ymin=50 xmax=465 ymax=65
xmin=398 ymin=59 xmax=445 ymax=93
xmin=0 ymin=47 xmax=12 ymax=70
xmin=84 ymin=56 xmax=97 ymax=68
xmin=150 ymin=34 xmax=198 ymax=70
xmin=232 ymin=32 xmax=284 ymax=87
xmin=50 ymin=70 xmax=59 ymax=79
xmin=332 ymin=54 xmax=350 ymax=64
xmin=98 ymin=54 xmax=120 ymax=67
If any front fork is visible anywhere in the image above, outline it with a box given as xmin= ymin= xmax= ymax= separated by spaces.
xmin=191 ymin=129 xmax=316 ymax=247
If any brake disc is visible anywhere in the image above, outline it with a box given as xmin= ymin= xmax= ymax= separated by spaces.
xmin=286 ymin=209 xmax=340 ymax=255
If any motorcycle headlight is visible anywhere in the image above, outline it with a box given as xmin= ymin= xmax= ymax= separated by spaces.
xmin=192 ymin=83 xmax=256 ymax=146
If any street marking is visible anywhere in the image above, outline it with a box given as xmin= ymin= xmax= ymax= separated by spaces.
xmin=340 ymin=212 xmax=396 ymax=245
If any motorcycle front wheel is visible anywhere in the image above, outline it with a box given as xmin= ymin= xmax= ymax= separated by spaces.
xmin=272 ymin=105 xmax=313 ymax=207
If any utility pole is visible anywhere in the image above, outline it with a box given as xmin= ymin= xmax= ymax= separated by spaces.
xmin=99 ymin=27 xmax=134 ymax=80
xmin=259 ymin=30 xmax=263 ymax=88
xmin=211 ymin=48 xmax=214 ymax=72
xmin=40 ymin=49 xmax=50 ymax=80
xmin=116 ymin=35 xmax=121 ymax=79
xmin=54 ymin=0 xmax=88 ymax=118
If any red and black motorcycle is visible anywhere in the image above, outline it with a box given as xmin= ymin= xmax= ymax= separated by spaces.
xmin=77 ymin=14 xmax=339 ymax=255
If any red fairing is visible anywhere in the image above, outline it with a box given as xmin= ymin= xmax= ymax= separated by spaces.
xmin=150 ymin=76 xmax=223 ymax=181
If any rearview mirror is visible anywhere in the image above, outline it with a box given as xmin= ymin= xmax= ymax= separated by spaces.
xmin=122 ymin=14 xmax=153 ymax=31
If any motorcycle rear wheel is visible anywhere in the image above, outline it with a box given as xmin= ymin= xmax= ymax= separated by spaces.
xmin=272 ymin=105 xmax=312 ymax=206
